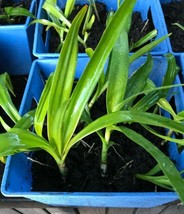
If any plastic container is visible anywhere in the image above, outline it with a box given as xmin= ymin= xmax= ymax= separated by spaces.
xmin=159 ymin=0 xmax=184 ymax=57
xmin=33 ymin=0 xmax=169 ymax=59
xmin=0 ymin=0 xmax=37 ymax=75
xmin=181 ymin=54 xmax=184 ymax=86
xmin=1 ymin=55 xmax=184 ymax=207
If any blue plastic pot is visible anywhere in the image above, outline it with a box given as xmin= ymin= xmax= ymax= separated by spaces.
xmin=159 ymin=0 xmax=184 ymax=57
xmin=181 ymin=54 xmax=184 ymax=86
xmin=1 ymin=56 xmax=184 ymax=208
xmin=0 ymin=0 xmax=37 ymax=75
xmin=33 ymin=0 xmax=168 ymax=59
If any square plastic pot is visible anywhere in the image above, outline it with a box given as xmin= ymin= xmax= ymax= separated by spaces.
xmin=33 ymin=0 xmax=169 ymax=59
xmin=1 ymin=55 xmax=184 ymax=208
xmin=159 ymin=0 xmax=184 ymax=57
xmin=0 ymin=0 xmax=37 ymax=75
xmin=181 ymin=54 xmax=184 ymax=87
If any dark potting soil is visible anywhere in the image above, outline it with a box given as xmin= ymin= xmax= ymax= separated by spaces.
xmin=31 ymin=93 xmax=168 ymax=193
xmin=0 ymin=0 xmax=32 ymax=25
xmin=49 ymin=5 xmax=154 ymax=53
xmin=129 ymin=10 xmax=154 ymax=51
xmin=161 ymin=0 xmax=184 ymax=52
xmin=49 ymin=2 xmax=107 ymax=53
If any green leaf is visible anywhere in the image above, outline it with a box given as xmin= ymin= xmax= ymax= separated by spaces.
xmin=130 ymin=29 xmax=157 ymax=51
xmin=142 ymin=124 xmax=184 ymax=146
xmin=123 ymin=53 xmax=153 ymax=109
xmin=132 ymin=89 xmax=165 ymax=111
xmin=136 ymin=173 xmax=174 ymax=190
xmin=172 ymin=23 xmax=184 ymax=31
xmin=62 ymin=110 xmax=184 ymax=161
xmin=64 ymin=0 xmax=75 ymax=18
xmin=14 ymin=110 xmax=35 ymax=129
xmin=0 ymin=128 xmax=60 ymax=164
xmin=0 ymin=116 xmax=10 ymax=131
xmin=0 ymin=73 xmax=20 ymax=123
xmin=86 ymin=48 xmax=106 ymax=109
xmin=30 ymin=19 xmax=68 ymax=34
xmin=62 ymin=0 xmax=137 ymax=151
xmin=4 ymin=6 xmax=35 ymax=19
xmin=48 ymin=6 xmax=88 ymax=154
xmin=129 ymin=34 xmax=170 ymax=64
xmin=117 ymin=126 xmax=184 ymax=201
xmin=35 ymin=74 xmax=53 ymax=137
xmin=162 ymin=53 xmax=179 ymax=87
xmin=43 ymin=1 xmax=71 ymax=27
xmin=106 ymin=29 xmax=129 ymax=113
xmin=132 ymin=53 xmax=179 ymax=112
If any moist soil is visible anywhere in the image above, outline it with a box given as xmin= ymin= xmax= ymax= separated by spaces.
xmin=0 ymin=74 xmax=28 ymax=198
xmin=161 ymin=0 xmax=184 ymax=52
xmin=49 ymin=4 xmax=154 ymax=53
xmin=31 ymin=94 xmax=168 ymax=193
xmin=0 ymin=0 xmax=32 ymax=25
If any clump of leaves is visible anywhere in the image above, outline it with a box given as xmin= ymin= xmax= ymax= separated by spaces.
xmin=0 ymin=5 xmax=35 ymax=24
xmin=1 ymin=0 xmax=184 ymax=204
xmin=31 ymin=0 xmax=99 ymax=52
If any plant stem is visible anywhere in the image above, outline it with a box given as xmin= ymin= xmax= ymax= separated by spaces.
xmin=101 ymin=142 xmax=108 ymax=177
xmin=58 ymin=162 xmax=68 ymax=181
xmin=101 ymin=128 xmax=111 ymax=176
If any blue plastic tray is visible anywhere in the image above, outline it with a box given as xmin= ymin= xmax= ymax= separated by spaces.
xmin=0 ymin=0 xmax=37 ymax=75
xmin=181 ymin=54 xmax=184 ymax=84
xmin=33 ymin=0 xmax=169 ymax=59
xmin=1 ymin=56 xmax=184 ymax=207
xmin=159 ymin=0 xmax=184 ymax=57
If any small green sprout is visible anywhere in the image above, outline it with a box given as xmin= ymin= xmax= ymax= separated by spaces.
xmin=0 ymin=6 xmax=35 ymax=24
xmin=172 ymin=23 xmax=184 ymax=31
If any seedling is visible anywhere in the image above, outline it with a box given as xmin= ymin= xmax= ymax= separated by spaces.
xmin=0 ymin=6 xmax=35 ymax=24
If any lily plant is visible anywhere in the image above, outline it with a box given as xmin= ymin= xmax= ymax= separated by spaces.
xmin=0 ymin=0 xmax=184 ymax=204
xmin=0 ymin=5 xmax=35 ymax=24
xmin=31 ymin=0 xmax=98 ymax=51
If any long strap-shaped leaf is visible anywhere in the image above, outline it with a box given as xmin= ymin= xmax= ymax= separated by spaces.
xmin=123 ymin=53 xmax=153 ymax=109
xmin=62 ymin=0 xmax=137 ymax=150
xmin=132 ymin=53 xmax=179 ymax=111
xmin=129 ymin=34 xmax=170 ymax=64
xmin=43 ymin=1 xmax=71 ymax=27
xmin=4 ymin=7 xmax=36 ymax=19
xmin=48 ymin=6 xmax=87 ymax=154
xmin=116 ymin=126 xmax=184 ymax=203
xmin=162 ymin=53 xmax=179 ymax=87
xmin=35 ymin=74 xmax=53 ymax=137
xmin=0 ymin=128 xmax=60 ymax=164
xmin=64 ymin=0 xmax=75 ymax=18
xmin=0 ymin=73 xmax=20 ymax=123
xmin=106 ymin=30 xmax=129 ymax=113
xmin=62 ymin=110 xmax=184 ymax=162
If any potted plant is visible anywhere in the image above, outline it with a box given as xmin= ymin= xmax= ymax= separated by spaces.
xmin=1 ymin=0 xmax=184 ymax=207
xmin=159 ymin=0 xmax=184 ymax=57
xmin=0 ymin=0 xmax=37 ymax=75
xmin=32 ymin=0 xmax=168 ymax=59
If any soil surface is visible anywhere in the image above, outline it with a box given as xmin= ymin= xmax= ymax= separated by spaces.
xmin=31 ymin=93 xmax=168 ymax=193
xmin=49 ymin=4 xmax=154 ymax=53
xmin=161 ymin=0 xmax=184 ymax=52
xmin=0 ymin=0 xmax=32 ymax=25
xmin=129 ymin=9 xmax=154 ymax=51
xmin=49 ymin=2 xmax=107 ymax=53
